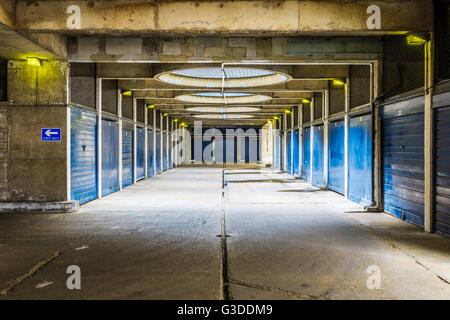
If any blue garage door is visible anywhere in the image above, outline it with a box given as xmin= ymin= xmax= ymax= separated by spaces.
xmin=147 ymin=128 xmax=154 ymax=178
xmin=163 ymin=132 xmax=168 ymax=170
xmin=382 ymin=108 xmax=424 ymax=226
xmin=301 ymin=127 xmax=311 ymax=182
xmin=122 ymin=128 xmax=133 ymax=188
xmin=328 ymin=120 xmax=345 ymax=194
xmin=348 ymin=115 xmax=372 ymax=206
xmin=286 ymin=131 xmax=292 ymax=174
xmin=312 ymin=125 xmax=324 ymax=187
xmin=276 ymin=134 xmax=281 ymax=170
xmin=136 ymin=127 xmax=145 ymax=180
xmin=435 ymin=103 xmax=450 ymax=237
xmin=293 ymin=130 xmax=299 ymax=176
xmin=102 ymin=119 xmax=119 ymax=197
xmin=71 ymin=107 xmax=98 ymax=205
xmin=155 ymin=130 xmax=161 ymax=173
xmin=168 ymin=133 xmax=173 ymax=169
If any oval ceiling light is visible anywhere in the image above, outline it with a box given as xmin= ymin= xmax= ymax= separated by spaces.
xmin=193 ymin=114 xmax=254 ymax=119
xmin=176 ymin=92 xmax=271 ymax=104
xmin=185 ymin=106 xmax=261 ymax=113
xmin=155 ymin=67 xmax=291 ymax=88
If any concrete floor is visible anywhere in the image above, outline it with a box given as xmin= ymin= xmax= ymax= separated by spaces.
xmin=0 ymin=166 xmax=449 ymax=299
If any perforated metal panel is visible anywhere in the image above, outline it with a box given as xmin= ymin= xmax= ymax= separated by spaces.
xmin=293 ymin=130 xmax=300 ymax=176
xmin=0 ymin=60 xmax=6 ymax=101
xmin=102 ymin=80 xmax=118 ymax=115
xmin=122 ymin=95 xmax=133 ymax=119
xmin=147 ymin=129 xmax=154 ymax=177
xmin=286 ymin=131 xmax=292 ymax=174
xmin=313 ymin=92 xmax=323 ymax=120
xmin=435 ymin=1 xmax=450 ymax=82
xmin=163 ymin=132 xmax=168 ymax=170
xmin=155 ymin=131 xmax=161 ymax=173
xmin=350 ymin=65 xmax=371 ymax=108
xmin=329 ymin=81 xmax=345 ymax=114
xmin=137 ymin=100 xmax=145 ymax=124
xmin=136 ymin=127 xmax=145 ymax=179
xmin=122 ymin=129 xmax=133 ymax=188
xmin=303 ymin=103 xmax=311 ymax=123
xmin=70 ymin=63 xmax=96 ymax=109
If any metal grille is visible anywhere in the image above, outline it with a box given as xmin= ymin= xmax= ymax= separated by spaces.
xmin=382 ymin=35 xmax=424 ymax=98
xmin=147 ymin=108 xmax=154 ymax=125
xmin=350 ymin=65 xmax=371 ymax=108
xmin=136 ymin=99 xmax=145 ymax=123
xmin=303 ymin=103 xmax=311 ymax=123
xmin=286 ymin=113 xmax=291 ymax=129
xmin=101 ymin=80 xmax=118 ymax=115
xmin=70 ymin=63 xmax=96 ymax=109
xmin=329 ymin=81 xmax=345 ymax=114
xmin=122 ymin=95 xmax=133 ymax=119
xmin=314 ymin=92 xmax=322 ymax=120
xmin=156 ymin=110 xmax=161 ymax=129
xmin=436 ymin=1 xmax=450 ymax=82
xmin=0 ymin=60 xmax=6 ymax=101
xmin=293 ymin=106 xmax=299 ymax=127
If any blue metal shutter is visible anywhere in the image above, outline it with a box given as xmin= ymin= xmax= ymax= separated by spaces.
xmin=121 ymin=128 xmax=133 ymax=188
xmin=276 ymin=134 xmax=281 ymax=170
xmin=328 ymin=120 xmax=345 ymax=194
xmin=348 ymin=114 xmax=372 ymax=206
xmin=286 ymin=131 xmax=292 ymax=174
xmin=293 ymin=130 xmax=300 ymax=176
xmin=155 ymin=131 xmax=161 ymax=173
xmin=168 ymin=133 xmax=173 ymax=169
xmin=312 ymin=125 xmax=324 ymax=187
xmin=70 ymin=107 xmax=98 ymax=204
xmin=435 ymin=105 xmax=450 ymax=237
xmin=147 ymin=129 xmax=154 ymax=177
xmin=136 ymin=127 xmax=145 ymax=179
xmin=301 ymin=127 xmax=311 ymax=181
xmin=163 ymin=132 xmax=168 ymax=170
xmin=101 ymin=119 xmax=119 ymax=197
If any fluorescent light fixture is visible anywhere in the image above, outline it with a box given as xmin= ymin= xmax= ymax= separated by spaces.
xmin=147 ymin=104 xmax=155 ymax=109
xmin=27 ymin=57 xmax=42 ymax=67
xmin=173 ymin=118 xmax=179 ymax=122
xmin=406 ymin=34 xmax=428 ymax=45
xmin=163 ymin=113 xmax=168 ymax=116
xmin=273 ymin=116 xmax=279 ymax=120
xmin=332 ymin=79 xmax=346 ymax=86
xmin=301 ymin=98 xmax=311 ymax=104
xmin=121 ymin=89 xmax=132 ymax=96
xmin=284 ymin=109 xmax=292 ymax=114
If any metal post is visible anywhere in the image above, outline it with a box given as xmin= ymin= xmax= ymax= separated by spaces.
xmin=133 ymin=97 xmax=137 ymax=183
xmin=323 ymin=90 xmax=329 ymax=187
xmin=97 ymin=78 xmax=102 ymax=199
xmin=344 ymin=78 xmax=350 ymax=198
xmin=299 ymin=104 xmax=303 ymax=178
xmin=118 ymin=90 xmax=123 ymax=189
xmin=144 ymin=104 xmax=148 ymax=178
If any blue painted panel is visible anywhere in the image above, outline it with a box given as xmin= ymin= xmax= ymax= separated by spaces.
xmin=101 ymin=119 xmax=119 ymax=197
xmin=147 ymin=129 xmax=154 ymax=178
xmin=383 ymin=111 xmax=424 ymax=227
xmin=348 ymin=115 xmax=372 ymax=206
xmin=168 ymin=133 xmax=173 ymax=169
xmin=286 ymin=131 xmax=292 ymax=174
xmin=301 ymin=127 xmax=311 ymax=181
xmin=122 ymin=128 xmax=133 ymax=188
xmin=434 ymin=106 xmax=450 ymax=237
xmin=312 ymin=125 xmax=324 ymax=187
xmin=155 ymin=131 xmax=161 ymax=173
xmin=70 ymin=107 xmax=97 ymax=205
xmin=293 ymin=130 xmax=299 ymax=176
xmin=136 ymin=127 xmax=145 ymax=179
xmin=328 ymin=120 xmax=345 ymax=194
xmin=162 ymin=132 xmax=168 ymax=170
xmin=276 ymin=134 xmax=281 ymax=170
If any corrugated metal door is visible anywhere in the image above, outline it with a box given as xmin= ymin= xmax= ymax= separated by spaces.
xmin=293 ymin=130 xmax=299 ymax=176
xmin=155 ymin=130 xmax=161 ymax=173
xmin=312 ymin=125 xmax=324 ymax=187
xmin=122 ymin=128 xmax=133 ymax=188
xmin=286 ymin=131 xmax=292 ymax=174
xmin=147 ymin=128 xmax=154 ymax=178
xmin=101 ymin=119 xmax=119 ymax=197
xmin=328 ymin=120 xmax=345 ymax=194
xmin=136 ymin=127 xmax=145 ymax=179
xmin=382 ymin=97 xmax=424 ymax=226
xmin=348 ymin=114 xmax=372 ymax=206
xmin=163 ymin=132 xmax=168 ymax=170
xmin=276 ymin=134 xmax=281 ymax=170
xmin=435 ymin=104 xmax=450 ymax=237
xmin=301 ymin=127 xmax=311 ymax=181
xmin=71 ymin=107 xmax=97 ymax=204
xmin=168 ymin=133 xmax=173 ymax=169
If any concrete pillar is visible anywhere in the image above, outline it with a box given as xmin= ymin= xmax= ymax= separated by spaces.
xmin=0 ymin=60 xmax=77 ymax=212
xmin=97 ymin=78 xmax=102 ymax=199
xmin=373 ymin=61 xmax=383 ymax=211
xmin=153 ymin=109 xmax=156 ymax=175
xmin=283 ymin=114 xmax=287 ymax=171
xmin=344 ymin=78 xmax=350 ymax=198
xmin=144 ymin=104 xmax=148 ymax=178
xmin=133 ymin=97 xmax=137 ymax=183
xmin=424 ymin=36 xmax=434 ymax=233
xmin=118 ymin=90 xmax=123 ymax=189
xmin=323 ymin=90 xmax=329 ymax=187
xmin=299 ymin=105 xmax=303 ymax=177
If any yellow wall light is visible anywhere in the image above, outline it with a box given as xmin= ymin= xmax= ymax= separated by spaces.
xmin=284 ymin=109 xmax=292 ymax=114
xmin=332 ymin=78 xmax=346 ymax=86
xmin=173 ymin=118 xmax=179 ymax=122
xmin=163 ymin=113 xmax=168 ymax=117
xmin=406 ymin=34 xmax=428 ymax=45
xmin=121 ymin=89 xmax=132 ymax=96
xmin=301 ymin=98 xmax=311 ymax=104
xmin=147 ymin=104 xmax=155 ymax=109
xmin=273 ymin=116 xmax=279 ymax=120
xmin=27 ymin=57 xmax=42 ymax=67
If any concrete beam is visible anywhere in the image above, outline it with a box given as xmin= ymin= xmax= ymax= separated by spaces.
xmin=16 ymin=0 xmax=432 ymax=34
xmin=0 ymin=0 xmax=15 ymax=29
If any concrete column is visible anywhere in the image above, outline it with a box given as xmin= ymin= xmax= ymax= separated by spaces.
xmin=166 ymin=115 xmax=169 ymax=169
xmin=118 ymin=90 xmax=123 ymax=189
xmin=424 ymin=36 xmax=434 ymax=233
xmin=299 ymin=105 xmax=303 ymax=177
xmin=160 ymin=112 xmax=163 ymax=170
xmin=373 ymin=61 xmax=383 ymax=211
xmin=133 ymin=98 xmax=137 ymax=183
xmin=291 ymin=109 xmax=294 ymax=173
xmin=310 ymin=100 xmax=314 ymax=180
xmin=0 ymin=60 xmax=77 ymax=212
xmin=344 ymin=78 xmax=350 ymax=198
xmin=153 ymin=109 xmax=156 ymax=175
xmin=283 ymin=114 xmax=287 ymax=171
xmin=144 ymin=104 xmax=148 ymax=178
xmin=97 ymin=78 xmax=102 ymax=199
xmin=323 ymin=90 xmax=329 ymax=187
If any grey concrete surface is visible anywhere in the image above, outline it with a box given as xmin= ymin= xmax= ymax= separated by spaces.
xmin=0 ymin=166 xmax=449 ymax=299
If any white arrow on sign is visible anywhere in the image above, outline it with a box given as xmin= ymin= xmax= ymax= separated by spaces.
xmin=45 ymin=129 xmax=58 ymax=137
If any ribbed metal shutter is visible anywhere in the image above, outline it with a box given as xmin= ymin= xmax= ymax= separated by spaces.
xmin=0 ymin=60 xmax=7 ymax=102
xmin=147 ymin=129 xmax=154 ymax=177
xmin=328 ymin=120 xmax=345 ymax=194
xmin=434 ymin=100 xmax=450 ymax=237
xmin=136 ymin=127 xmax=145 ymax=179
xmin=293 ymin=130 xmax=299 ymax=176
xmin=162 ymin=132 xmax=168 ymax=170
xmin=348 ymin=114 xmax=372 ymax=206
xmin=350 ymin=65 xmax=371 ymax=108
xmin=276 ymin=133 xmax=281 ymax=170
xmin=312 ymin=125 xmax=324 ymax=187
xmin=122 ymin=128 xmax=133 ymax=188
xmin=168 ymin=133 xmax=173 ymax=169
xmin=286 ymin=131 xmax=292 ymax=174
xmin=155 ymin=130 xmax=161 ymax=173
xmin=301 ymin=127 xmax=311 ymax=182
xmin=101 ymin=119 xmax=119 ymax=196
xmin=70 ymin=107 xmax=98 ymax=204
xmin=382 ymin=97 xmax=424 ymax=226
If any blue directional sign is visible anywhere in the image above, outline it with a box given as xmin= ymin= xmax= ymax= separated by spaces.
xmin=41 ymin=128 xmax=61 ymax=141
